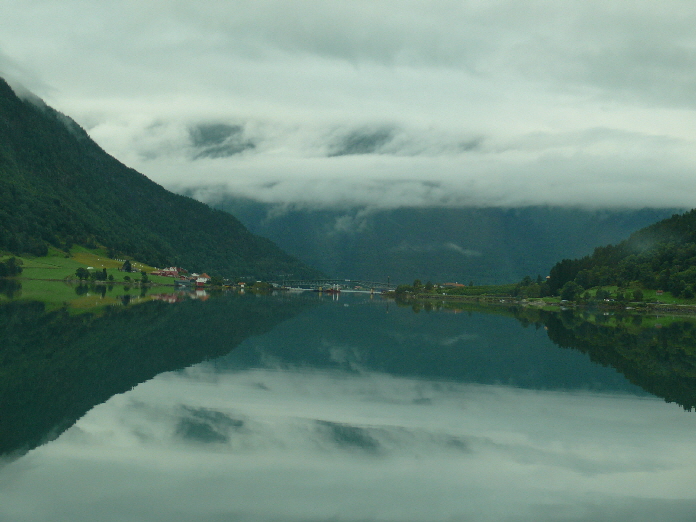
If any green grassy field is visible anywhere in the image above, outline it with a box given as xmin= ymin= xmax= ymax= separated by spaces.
xmin=442 ymin=283 xmax=519 ymax=297
xmin=2 ymin=248 xmax=178 ymax=284
xmin=0 ymin=247 xmax=184 ymax=311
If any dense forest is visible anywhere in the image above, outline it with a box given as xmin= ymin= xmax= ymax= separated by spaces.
xmin=0 ymin=78 xmax=323 ymax=279
xmin=546 ymin=209 xmax=696 ymax=298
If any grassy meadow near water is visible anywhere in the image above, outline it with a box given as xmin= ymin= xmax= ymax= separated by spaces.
xmin=1 ymin=247 xmax=184 ymax=311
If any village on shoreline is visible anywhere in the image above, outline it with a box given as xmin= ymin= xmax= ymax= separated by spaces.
xmin=5 ymin=246 xmax=696 ymax=318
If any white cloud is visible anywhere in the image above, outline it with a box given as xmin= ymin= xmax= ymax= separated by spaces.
xmin=2 ymin=1 xmax=696 ymax=208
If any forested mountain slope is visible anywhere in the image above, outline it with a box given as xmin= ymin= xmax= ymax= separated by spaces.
xmin=207 ymin=195 xmax=678 ymax=285
xmin=0 ymin=78 xmax=322 ymax=279
xmin=548 ymin=209 xmax=696 ymax=295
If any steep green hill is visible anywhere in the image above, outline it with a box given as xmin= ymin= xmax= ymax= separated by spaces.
xmin=548 ymin=209 xmax=696 ymax=296
xmin=0 ymin=78 xmax=323 ymax=279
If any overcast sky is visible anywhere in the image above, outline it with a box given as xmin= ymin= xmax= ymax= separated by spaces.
xmin=2 ymin=1 xmax=696 ymax=208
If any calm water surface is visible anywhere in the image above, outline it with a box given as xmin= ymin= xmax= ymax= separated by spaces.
xmin=2 ymin=291 xmax=696 ymax=521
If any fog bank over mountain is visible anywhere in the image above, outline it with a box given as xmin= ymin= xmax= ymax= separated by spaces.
xmin=3 ymin=2 xmax=696 ymax=209
xmin=191 ymin=193 xmax=680 ymax=284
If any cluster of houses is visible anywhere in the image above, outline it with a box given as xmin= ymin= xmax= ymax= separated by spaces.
xmin=442 ymin=282 xmax=466 ymax=289
xmin=150 ymin=266 xmax=211 ymax=287
xmin=149 ymin=266 xmax=182 ymax=277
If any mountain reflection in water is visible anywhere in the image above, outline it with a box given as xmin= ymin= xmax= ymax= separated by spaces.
xmin=2 ymin=291 xmax=696 ymax=521
xmin=0 ymin=292 xmax=317 ymax=457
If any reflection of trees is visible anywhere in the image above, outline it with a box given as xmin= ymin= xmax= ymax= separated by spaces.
xmin=0 ymin=278 xmax=21 ymax=299
xmin=393 ymin=296 xmax=444 ymax=312
xmin=513 ymin=308 xmax=696 ymax=411
xmin=74 ymin=282 xmax=113 ymax=297
xmin=388 ymin=299 xmax=696 ymax=410
xmin=0 ymin=294 xmax=315 ymax=458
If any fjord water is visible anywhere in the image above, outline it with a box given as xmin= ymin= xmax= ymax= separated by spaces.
xmin=2 ymin=291 xmax=696 ymax=521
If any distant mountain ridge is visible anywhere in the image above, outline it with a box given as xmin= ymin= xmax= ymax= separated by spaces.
xmin=0 ymin=78 xmax=322 ymax=279
xmin=203 ymin=195 xmax=680 ymax=285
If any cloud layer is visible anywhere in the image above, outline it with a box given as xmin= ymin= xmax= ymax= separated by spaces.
xmin=2 ymin=1 xmax=696 ymax=208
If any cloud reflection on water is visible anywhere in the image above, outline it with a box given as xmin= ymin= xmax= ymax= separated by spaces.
xmin=3 ymin=364 xmax=696 ymax=522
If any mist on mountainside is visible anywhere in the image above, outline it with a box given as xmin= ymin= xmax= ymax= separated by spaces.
xmin=189 ymin=193 xmax=680 ymax=285
xmin=0 ymin=77 xmax=322 ymax=280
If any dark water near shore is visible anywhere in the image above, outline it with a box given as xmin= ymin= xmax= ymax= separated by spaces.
xmin=2 ymin=290 xmax=696 ymax=521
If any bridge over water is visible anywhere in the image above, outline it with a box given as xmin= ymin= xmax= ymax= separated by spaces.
xmin=269 ymin=279 xmax=393 ymax=291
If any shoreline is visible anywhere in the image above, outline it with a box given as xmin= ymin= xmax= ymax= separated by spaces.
xmin=8 ymin=275 xmax=696 ymax=318
xmin=390 ymin=291 xmax=696 ymax=316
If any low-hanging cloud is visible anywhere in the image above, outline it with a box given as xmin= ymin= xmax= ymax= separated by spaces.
xmin=327 ymin=127 xmax=395 ymax=157
xmin=2 ymin=1 xmax=696 ymax=209
xmin=188 ymin=123 xmax=256 ymax=160
xmin=444 ymin=243 xmax=483 ymax=257
xmin=391 ymin=241 xmax=482 ymax=257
